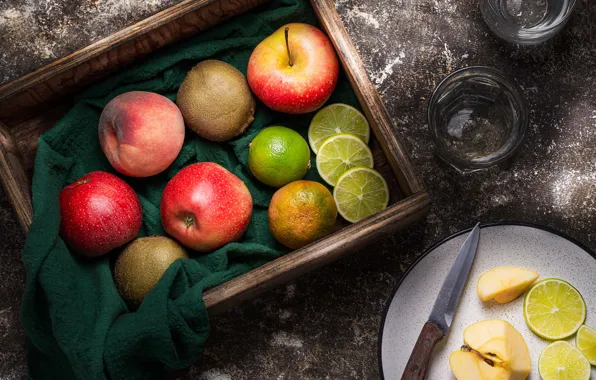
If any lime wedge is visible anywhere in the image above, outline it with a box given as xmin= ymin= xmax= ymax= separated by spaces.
xmin=308 ymin=104 xmax=370 ymax=154
xmin=316 ymin=133 xmax=373 ymax=187
xmin=523 ymin=278 xmax=586 ymax=340
xmin=539 ymin=341 xmax=591 ymax=380
xmin=577 ymin=325 xmax=596 ymax=365
xmin=333 ymin=167 xmax=389 ymax=223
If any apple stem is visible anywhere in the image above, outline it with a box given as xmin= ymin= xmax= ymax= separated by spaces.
xmin=284 ymin=26 xmax=293 ymax=67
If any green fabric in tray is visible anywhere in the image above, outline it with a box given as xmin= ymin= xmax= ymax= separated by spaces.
xmin=20 ymin=0 xmax=358 ymax=379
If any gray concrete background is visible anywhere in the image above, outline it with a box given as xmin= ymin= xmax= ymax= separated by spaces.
xmin=1 ymin=0 xmax=596 ymax=378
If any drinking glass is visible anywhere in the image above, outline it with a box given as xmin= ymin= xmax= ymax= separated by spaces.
xmin=428 ymin=66 xmax=529 ymax=172
xmin=480 ymin=0 xmax=577 ymax=44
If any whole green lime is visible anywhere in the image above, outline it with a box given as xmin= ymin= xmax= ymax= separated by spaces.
xmin=249 ymin=126 xmax=311 ymax=187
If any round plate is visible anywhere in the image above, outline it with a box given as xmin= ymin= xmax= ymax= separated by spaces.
xmin=380 ymin=223 xmax=596 ymax=379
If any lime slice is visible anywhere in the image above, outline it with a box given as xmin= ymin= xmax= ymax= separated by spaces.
xmin=577 ymin=325 xmax=596 ymax=365
xmin=316 ymin=133 xmax=373 ymax=186
xmin=523 ymin=278 xmax=586 ymax=340
xmin=308 ymin=104 xmax=370 ymax=154
xmin=333 ymin=167 xmax=389 ymax=223
xmin=539 ymin=341 xmax=591 ymax=380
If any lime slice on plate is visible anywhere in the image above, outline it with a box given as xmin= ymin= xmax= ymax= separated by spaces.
xmin=308 ymin=104 xmax=370 ymax=154
xmin=316 ymin=133 xmax=373 ymax=186
xmin=333 ymin=167 xmax=389 ymax=223
xmin=523 ymin=278 xmax=586 ymax=340
xmin=539 ymin=341 xmax=591 ymax=380
xmin=577 ymin=325 xmax=596 ymax=365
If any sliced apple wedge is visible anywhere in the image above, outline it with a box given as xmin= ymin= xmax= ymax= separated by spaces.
xmin=449 ymin=320 xmax=531 ymax=380
xmin=450 ymin=351 xmax=505 ymax=380
xmin=477 ymin=266 xmax=539 ymax=303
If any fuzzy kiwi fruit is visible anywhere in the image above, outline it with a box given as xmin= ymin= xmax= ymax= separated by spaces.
xmin=177 ymin=60 xmax=256 ymax=142
xmin=114 ymin=236 xmax=188 ymax=307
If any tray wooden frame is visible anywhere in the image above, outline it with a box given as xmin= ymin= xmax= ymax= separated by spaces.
xmin=0 ymin=0 xmax=430 ymax=315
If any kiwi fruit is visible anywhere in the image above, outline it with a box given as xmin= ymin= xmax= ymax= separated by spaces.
xmin=114 ymin=236 xmax=188 ymax=307
xmin=177 ymin=60 xmax=256 ymax=142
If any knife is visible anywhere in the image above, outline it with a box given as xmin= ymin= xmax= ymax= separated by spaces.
xmin=401 ymin=223 xmax=481 ymax=380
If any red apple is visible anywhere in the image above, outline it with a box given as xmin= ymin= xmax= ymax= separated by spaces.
xmin=247 ymin=23 xmax=339 ymax=114
xmin=160 ymin=162 xmax=253 ymax=252
xmin=59 ymin=171 xmax=142 ymax=257
xmin=99 ymin=91 xmax=185 ymax=177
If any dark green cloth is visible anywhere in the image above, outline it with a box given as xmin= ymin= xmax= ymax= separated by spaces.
xmin=21 ymin=0 xmax=358 ymax=379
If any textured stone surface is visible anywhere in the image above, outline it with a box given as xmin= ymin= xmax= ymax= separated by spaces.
xmin=0 ymin=188 xmax=27 ymax=380
xmin=0 ymin=0 xmax=181 ymax=84
xmin=2 ymin=0 xmax=596 ymax=379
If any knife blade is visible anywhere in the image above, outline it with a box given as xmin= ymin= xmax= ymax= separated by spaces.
xmin=401 ymin=223 xmax=481 ymax=380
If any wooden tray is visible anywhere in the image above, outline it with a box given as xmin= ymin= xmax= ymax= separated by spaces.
xmin=0 ymin=0 xmax=430 ymax=315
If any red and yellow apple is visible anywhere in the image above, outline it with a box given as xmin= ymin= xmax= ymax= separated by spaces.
xmin=160 ymin=162 xmax=253 ymax=252
xmin=98 ymin=91 xmax=185 ymax=177
xmin=59 ymin=171 xmax=143 ymax=257
xmin=247 ymin=23 xmax=339 ymax=114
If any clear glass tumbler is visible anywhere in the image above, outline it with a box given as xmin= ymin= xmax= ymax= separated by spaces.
xmin=480 ymin=0 xmax=577 ymax=44
xmin=428 ymin=66 xmax=529 ymax=172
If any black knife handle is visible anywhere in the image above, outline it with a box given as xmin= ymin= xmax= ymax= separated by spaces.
xmin=401 ymin=322 xmax=444 ymax=380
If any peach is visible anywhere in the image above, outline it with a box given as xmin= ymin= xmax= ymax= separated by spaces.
xmin=99 ymin=91 xmax=185 ymax=177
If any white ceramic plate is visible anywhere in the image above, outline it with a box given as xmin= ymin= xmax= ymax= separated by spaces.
xmin=380 ymin=223 xmax=596 ymax=379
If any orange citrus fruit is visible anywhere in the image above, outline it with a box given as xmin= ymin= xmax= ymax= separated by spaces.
xmin=268 ymin=180 xmax=337 ymax=249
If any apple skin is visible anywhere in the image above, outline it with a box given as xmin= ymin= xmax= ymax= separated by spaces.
xmin=59 ymin=171 xmax=143 ymax=257
xmin=160 ymin=162 xmax=253 ymax=252
xmin=98 ymin=91 xmax=185 ymax=177
xmin=247 ymin=23 xmax=339 ymax=114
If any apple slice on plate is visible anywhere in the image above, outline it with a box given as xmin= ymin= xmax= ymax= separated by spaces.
xmin=477 ymin=266 xmax=539 ymax=304
xmin=449 ymin=320 xmax=531 ymax=380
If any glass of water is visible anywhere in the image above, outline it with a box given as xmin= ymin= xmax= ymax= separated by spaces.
xmin=480 ymin=0 xmax=577 ymax=44
xmin=427 ymin=66 xmax=529 ymax=172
